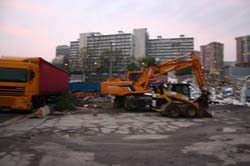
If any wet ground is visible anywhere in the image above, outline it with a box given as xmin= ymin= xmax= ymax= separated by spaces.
xmin=0 ymin=105 xmax=250 ymax=166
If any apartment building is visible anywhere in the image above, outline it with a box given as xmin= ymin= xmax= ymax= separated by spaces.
xmin=56 ymin=45 xmax=70 ymax=57
xmin=69 ymin=40 xmax=82 ymax=72
xmin=80 ymin=31 xmax=134 ymax=74
xmin=147 ymin=35 xmax=194 ymax=62
xmin=58 ymin=29 xmax=195 ymax=81
xmin=200 ymin=42 xmax=224 ymax=72
xmin=133 ymin=28 xmax=148 ymax=59
xmin=236 ymin=35 xmax=250 ymax=67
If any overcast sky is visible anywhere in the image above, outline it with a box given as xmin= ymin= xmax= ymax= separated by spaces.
xmin=1 ymin=0 xmax=249 ymax=62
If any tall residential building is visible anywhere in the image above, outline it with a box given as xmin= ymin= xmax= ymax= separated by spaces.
xmin=236 ymin=35 xmax=250 ymax=67
xmin=147 ymin=35 xmax=194 ymax=62
xmin=56 ymin=45 xmax=70 ymax=57
xmin=79 ymin=31 xmax=134 ymax=73
xmin=62 ymin=28 xmax=195 ymax=80
xmin=133 ymin=28 xmax=149 ymax=59
xmin=200 ymin=42 xmax=224 ymax=72
xmin=69 ymin=40 xmax=82 ymax=72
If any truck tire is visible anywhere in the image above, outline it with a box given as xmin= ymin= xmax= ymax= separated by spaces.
xmin=29 ymin=100 xmax=35 ymax=112
xmin=166 ymin=104 xmax=181 ymax=118
xmin=182 ymin=104 xmax=198 ymax=118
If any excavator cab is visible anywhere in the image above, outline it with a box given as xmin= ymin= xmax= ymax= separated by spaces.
xmin=165 ymin=83 xmax=191 ymax=97
xmin=152 ymin=83 xmax=190 ymax=96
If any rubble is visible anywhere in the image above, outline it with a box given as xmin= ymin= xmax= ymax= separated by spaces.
xmin=189 ymin=73 xmax=250 ymax=106
xmin=30 ymin=105 xmax=51 ymax=118
xmin=73 ymin=95 xmax=113 ymax=114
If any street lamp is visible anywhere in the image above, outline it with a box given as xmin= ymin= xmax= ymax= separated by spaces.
xmin=109 ymin=42 xmax=115 ymax=78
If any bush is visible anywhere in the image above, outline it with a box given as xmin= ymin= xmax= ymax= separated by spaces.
xmin=54 ymin=93 xmax=79 ymax=112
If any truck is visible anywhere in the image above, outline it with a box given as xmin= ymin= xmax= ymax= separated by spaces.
xmin=101 ymin=52 xmax=211 ymax=117
xmin=0 ymin=57 xmax=68 ymax=111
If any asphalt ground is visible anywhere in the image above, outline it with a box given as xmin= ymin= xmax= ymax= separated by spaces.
xmin=0 ymin=105 xmax=250 ymax=166
xmin=0 ymin=110 xmax=30 ymax=127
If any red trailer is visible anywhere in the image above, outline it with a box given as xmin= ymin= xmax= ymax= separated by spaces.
xmin=0 ymin=57 xmax=68 ymax=110
xmin=39 ymin=58 xmax=68 ymax=95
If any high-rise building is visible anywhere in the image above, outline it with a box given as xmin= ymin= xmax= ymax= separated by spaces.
xmin=56 ymin=45 xmax=70 ymax=57
xmin=147 ymin=35 xmax=194 ymax=62
xmin=81 ymin=31 xmax=134 ymax=74
xmin=62 ymin=28 xmax=195 ymax=81
xmin=236 ymin=35 xmax=250 ymax=67
xmin=133 ymin=28 xmax=149 ymax=59
xmin=200 ymin=42 xmax=224 ymax=72
xmin=69 ymin=40 xmax=82 ymax=72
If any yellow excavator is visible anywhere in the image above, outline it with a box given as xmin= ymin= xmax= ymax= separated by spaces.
xmin=101 ymin=52 xmax=211 ymax=117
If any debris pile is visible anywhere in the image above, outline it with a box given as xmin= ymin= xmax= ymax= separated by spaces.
xmin=74 ymin=96 xmax=114 ymax=113
xmin=204 ymin=73 xmax=250 ymax=106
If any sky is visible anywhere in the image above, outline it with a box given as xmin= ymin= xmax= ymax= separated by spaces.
xmin=0 ymin=0 xmax=250 ymax=62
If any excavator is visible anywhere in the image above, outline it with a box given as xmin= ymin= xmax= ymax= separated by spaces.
xmin=101 ymin=52 xmax=211 ymax=118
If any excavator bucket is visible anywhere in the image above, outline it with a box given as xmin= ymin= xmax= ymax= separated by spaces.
xmin=197 ymin=90 xmax=212 ymax=118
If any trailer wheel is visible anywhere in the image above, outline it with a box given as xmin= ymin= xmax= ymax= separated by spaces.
xmin=166 ymin=104 xmax=181 ymax=118
xmin=183 ymin=104 xmax=197 ymax=118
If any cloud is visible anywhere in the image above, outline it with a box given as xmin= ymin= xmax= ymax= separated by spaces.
xmin=1 ymin=23 xmax=34 ymax=37
xmin=1 ymin=0 xmax=249 ymax=62
xmin=1 ymin=0 xmax=52 ymax=14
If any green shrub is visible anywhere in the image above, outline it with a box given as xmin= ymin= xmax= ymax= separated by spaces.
xmin=54 ymin=93 xmax=79 ymax=112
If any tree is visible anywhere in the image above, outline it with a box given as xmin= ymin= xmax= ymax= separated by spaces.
xmin=138 ymin=56 xmax=156 ymax=67
xmin=80 ymin=47 xmax=92 ymax=73
xmin=99 ymin=49 xmax=122 ymax=73
xmin=52 ymin=55 xmax=70 ymax=72
xmin=99 ymin=50 xmax=112 ymax=73
xmin=127 ymin=62 xmax=140 ymax=71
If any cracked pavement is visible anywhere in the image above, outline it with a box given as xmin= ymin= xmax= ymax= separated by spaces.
xmin=0 ymin=105 xmax=250 ymax=166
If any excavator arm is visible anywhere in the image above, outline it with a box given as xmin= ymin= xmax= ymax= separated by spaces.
xmin=152 ymin=52 xmax=206 ymax=91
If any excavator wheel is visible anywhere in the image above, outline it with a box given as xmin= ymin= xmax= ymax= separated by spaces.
xmin=182 ymin=104 xmax=198 ymax=118
xmin=113 ymin=96 xmax=124 ymax=108
xmin=124 ymin=95 xmax=137 ymax=111
xmin=166 ymin=104 xmax=181 ymax=118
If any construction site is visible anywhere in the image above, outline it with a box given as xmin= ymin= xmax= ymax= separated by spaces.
xmin=0 ymin=52 xmax=250 ymax=166
xmin=1 ymin=0 xmax=250 ymax=165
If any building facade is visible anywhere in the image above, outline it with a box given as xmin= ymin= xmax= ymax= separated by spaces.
xmin=236 ymin=35 xmax=250 ymax=67
xmin=147 ymin=35 xmax=194 ymax=62
xmin=56 ymin=45 xmax=70 ymax=57
xmin=59 ymin=28 xmax=196 ymax=81
xmin=200 ymin=42 xmax=224 ymax=72
xmin=83 ymin=31 xmax=134 ymax=74
xmin=69 ymin=40 xmax=82 ymax=72
xmin=133 ymin=28 xmax=148 ymax=59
